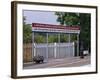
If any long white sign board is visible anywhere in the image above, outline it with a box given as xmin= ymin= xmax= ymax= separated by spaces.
xmin=32 ymin=23 xmax=80 ymax=34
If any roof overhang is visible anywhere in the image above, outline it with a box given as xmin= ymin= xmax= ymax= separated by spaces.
xmin=32 ymin=23 xmax=80 ymax=34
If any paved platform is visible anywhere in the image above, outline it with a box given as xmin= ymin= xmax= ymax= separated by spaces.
xmin=23 ymin=56 xmax=90 ymax=69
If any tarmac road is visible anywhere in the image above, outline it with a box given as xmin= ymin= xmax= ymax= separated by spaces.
xmin=23 ymin=56 xmax=90 ymax=69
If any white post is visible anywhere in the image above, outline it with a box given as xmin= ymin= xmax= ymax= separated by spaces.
xmin=72 ymin=42 xmax=75 ymax=56
xmin=32 ymin=32 xmax=34 ymax=59
xmin=58 ymin=33 xmax=60 ymax=43
xmin=68 ymin=34 xmax=71 ymax=43
xmin=68 ymin=34 xmax=71 ymax=56
xmin=54 ymin=43 xmax=57 ymax=58
xmin=58 ymin=33 xmax=60 ymax=58
xmin=32 ymin=32 xmax=36 ymax=57
xmin=34 ymin=43 xmax=36 ymax=56
xmin=46 ymin=33 xmax=48 ymax=60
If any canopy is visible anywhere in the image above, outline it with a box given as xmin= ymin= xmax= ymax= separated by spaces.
xmin=32 ymin=23 xmax=80 ymax=34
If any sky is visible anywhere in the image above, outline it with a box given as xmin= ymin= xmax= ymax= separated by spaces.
xmin=23 ymin=10 xmax=60 ymax=25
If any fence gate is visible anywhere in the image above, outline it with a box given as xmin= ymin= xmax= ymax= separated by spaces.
xmin=33 ymin=42 xmax=74 ymax=59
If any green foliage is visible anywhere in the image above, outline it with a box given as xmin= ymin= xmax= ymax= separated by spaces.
xmin=70 ymin=34 xmax=77 ymax=42
xmin=55 ymin=12 xmax=91 ymax=49
xmin=79 ymin=14 xmax=91 ymax=49
xmin=55 ymin=12 xmax=79 ymax=25
xmin=60 ymin=34 xmax=69 ymax=42
xmin=23 ymin=24 xmax=32 ymax=43
xmin=48 ymin=34 xmax=58 ymax=43
xmin=34 ymin=33 xmax=46 ymax=43
xmin=23 ymin=16 xmax=32 ymax=43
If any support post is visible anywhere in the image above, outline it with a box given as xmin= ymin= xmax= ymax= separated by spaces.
xmin=72 ymin=42 xmax=75 ymax=56
xmin=68 ymin=34 xmax=71 ymax=43
xmin=54 ymin=43 xmax=57 ymax=58
xmin=68 ymin=34 xmax=71 ymax=56
xmin=58 ymin=33 xmax=60 ymax=58
xmin=34 ymin=43 xmax=36 ymax=56
xmin=32 ymin=32 xmax=36 ymax=57
xmin=32 ymin=32 xmax=34 ymax=59
xmin=46 ymin=33 xmax=48 ymax=60
xmin=58 ymin=33 xmax=60 ymax=43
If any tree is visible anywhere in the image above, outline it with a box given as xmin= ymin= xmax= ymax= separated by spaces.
xmin=55 ymin=12 xmax=79 ymax=42
xmin=60 ymin=34 xmax=69 ymax=42
xmin=55 ymin=12 xmax=91 ymax=50
xmin=55 ymin=12 xmax=79 ymax=25
xmin=79 ymin=13 xmax=91 ymax=50
xmin=23 ymin=16 xmax=32 ymax=43
xmin=48 ymin=34 xmax=58 ymax=43
xmin=34 ymin=33 xmax=46 ymax=43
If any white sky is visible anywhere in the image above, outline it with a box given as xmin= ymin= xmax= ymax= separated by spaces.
xmin=23 ymin=10 xmax=60 ymax=25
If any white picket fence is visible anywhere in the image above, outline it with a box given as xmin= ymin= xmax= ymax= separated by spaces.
xmin=32 ymin=42 xmax=75 ymax=59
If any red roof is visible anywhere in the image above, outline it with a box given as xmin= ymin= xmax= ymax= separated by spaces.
xmin=32 ymin=23 xmax=80 ymax=30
